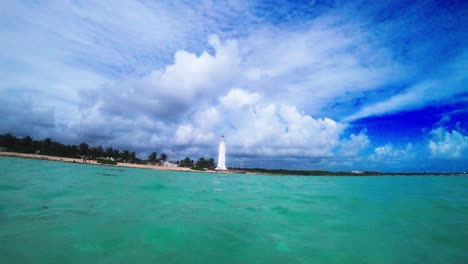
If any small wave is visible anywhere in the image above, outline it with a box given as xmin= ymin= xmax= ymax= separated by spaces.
xmin=271 ymin=205 xmax=292 ymax=215
xmin=213 ymin=197 xmax=228 ymax=204
xmin=140 ymin=183 xmax=168 ymax=191
xmin=0 ymin=184 xmax=21 ymax=191
xmin=107 ymin=168 xmax=125 ymax=172
xmin=96 ymin=172 xmax=116 ymax=177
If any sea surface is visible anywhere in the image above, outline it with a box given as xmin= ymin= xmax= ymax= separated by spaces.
xmin=0 ymin=157 xmax=467 ymax=263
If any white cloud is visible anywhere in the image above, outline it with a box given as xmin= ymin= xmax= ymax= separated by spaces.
xmin=93 ymin=36 xmax=240 ymax=120
xmin=345 ymin=53 xmax=467 ymax=121
xmin=175 ymin=124 xmax=211 ymax=146
xmin=238 ymin=16 xmax=406 ymax=114
xmin=429 ymin=127 xmax=468 ymax=159
xmin=339 ymin=130 xmax=370 ymax=157
xmin=1 ymin=1 xmax=407 ymax=133
xmin=220 ymin=89 xmax=261 ymax=108
xmin=174 ymin=89 xmax=346 ymax=158
xmin=87 ymin=14 xmax=407 ymax=133
xmin=370 ymin=143 xmax=413 ymax=161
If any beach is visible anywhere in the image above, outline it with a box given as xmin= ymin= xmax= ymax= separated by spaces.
xmin=0 ymin=151 xmax=193 ymax=172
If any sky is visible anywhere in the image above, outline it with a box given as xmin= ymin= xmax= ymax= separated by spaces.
xmin=0 ymin=0 xmax=467 ymax=172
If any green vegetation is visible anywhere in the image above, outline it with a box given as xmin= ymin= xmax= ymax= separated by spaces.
xmin=179 ymin=157 xmax=194 ymax=168
xmin=148 ymin=152 xmax=158 ymax=165
xmin=179 ymin=157 xmax=215 ymax=170
xmin=190 ymin=166 xmax=206 ymax=171
xmin=195 ymin=157 xmax=215 ymax=169
xmin=95 ymin=158 xmax=118 ymax=165
xmin=160 ymin=153 xmax=167 ymax=162
xmin=146 ymin=152 xmax=171 ymax=166
xmin=0 ymin=133 xmax=166 ymax=165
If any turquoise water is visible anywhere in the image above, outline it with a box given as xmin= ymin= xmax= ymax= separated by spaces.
xmin=0 ymin=157 xmax=467 ymax=263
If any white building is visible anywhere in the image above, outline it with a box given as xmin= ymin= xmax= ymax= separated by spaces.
xmin=163 ymin=161 xmax=178 ymax=167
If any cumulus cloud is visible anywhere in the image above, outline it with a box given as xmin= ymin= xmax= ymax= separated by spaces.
xmin=71 ymin=23 xmax=392 ymax=157
xmin=91 ymin=36 xmax=240 ymax=120
xmin=369 ymin=143 xmax=413 ymax=161
xmin=428 ymin=127 xmax=468 ymax=159
xmin=175 ymin=89 xmax=346 ymax=158
xmin=338 ymin=130 xmax=370 ymax=157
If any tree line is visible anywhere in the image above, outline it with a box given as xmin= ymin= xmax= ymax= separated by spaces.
xmin=178 ymin=156 xmax=215 ymax=170
xmin=0 ymin=133 xmax=148 ymax=164
xmin=0 ymin=133 xmax=216 ymax=169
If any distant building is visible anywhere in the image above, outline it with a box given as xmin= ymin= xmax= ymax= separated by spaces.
xmin=163 ymin=161 xmax=177 ymax=167
xmin=352 ymin=170 xmax=381 ymax=175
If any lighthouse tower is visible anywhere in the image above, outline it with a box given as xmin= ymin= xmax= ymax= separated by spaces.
xmin=215 ymin=135 xmax=227 ymax=170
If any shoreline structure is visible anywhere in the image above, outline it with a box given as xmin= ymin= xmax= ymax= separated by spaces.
xmin=0 ymin=151 xmax=465 ymax=176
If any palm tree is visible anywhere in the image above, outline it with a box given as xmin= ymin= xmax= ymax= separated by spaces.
xmin=207 ymin=158 xmax=215 ymax=169
xmin=148 ymin=152 xmax=158 ymax=165
xmin=129 ymin=151 xmax=136 ymax=164
xmin=0 ymin=133 xmax=17 ymax=148
xmin=112 ymin=149 xmax=120 ymax=161
xmin=89 ymin=146 xmax=104 ymax=159
xmin=105 ymin=147 xmax=114 ymax=159
xmin=196 ymin=157 xmax=207 ymax=168
xmin=121 ymin=150 xmax=130 ymax=163
xmin=79 ymin=143 xmax=89 ymax=156
xmin=22 ymin=136 xmax=33 ymax=145
xmin=70 ymin=145 xmax=79 ymax=158
xmin=21 ymin=136 xmax=35 ymax=153
xmin=160 ymin=153 xmax=167 ymax=163
xmin=180 ymin=157 xmax=193 ymax=167
xmin=42 ymin=138 xmax=52 ymax=152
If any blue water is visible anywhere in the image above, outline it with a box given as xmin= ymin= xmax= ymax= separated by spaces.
xmin=0 ymin=157 xmax=467 ymax=263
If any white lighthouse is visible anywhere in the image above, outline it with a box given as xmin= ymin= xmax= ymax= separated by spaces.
xmin=215 ymin=135 xmax=227 ymax=170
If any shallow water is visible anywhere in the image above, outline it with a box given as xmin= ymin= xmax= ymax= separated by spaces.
xmin=0 ymin=157 xmax=467 ymax=263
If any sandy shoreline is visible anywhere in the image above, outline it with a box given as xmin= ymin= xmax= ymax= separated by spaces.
xmin=0 ymin=151 xmax=196 ymax=173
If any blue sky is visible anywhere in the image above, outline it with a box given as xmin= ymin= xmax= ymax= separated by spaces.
xmin=0 ymin=0 xmax=467 ymax=172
